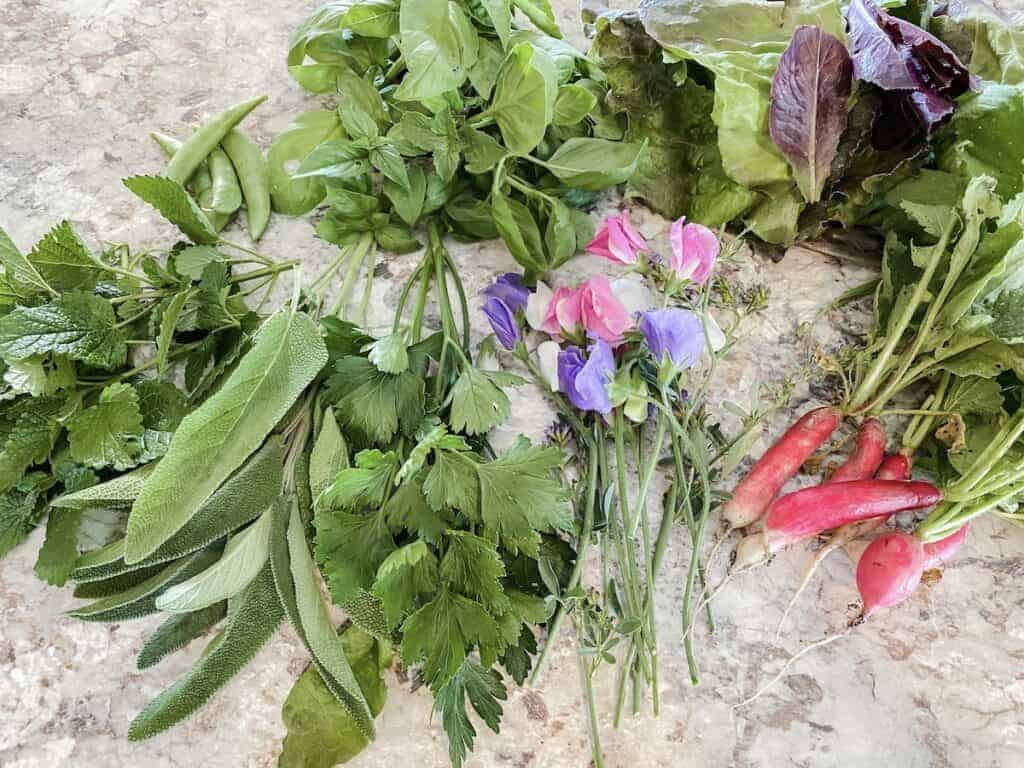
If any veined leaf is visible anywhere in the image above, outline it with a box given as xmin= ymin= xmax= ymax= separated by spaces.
xmin=128 ymin=564 xmax=284 ymax=740
xmin=68 ymin=547 xmax=219 ymax=623
xmin=125 ymin=310 xmax=327 ymax=563
xmin=396 ymin=0 xmax=469 ymax=101
xmin=66 ymin=383 xmax=145 ymax=471
xmin=541 ymin=138 xmax=646 ymax=191
xmin=0 ymin=292 xmax=126 ymax=370
xmin=137 ymin=602 xmax=227 ymax=670
xmin=310 ymin=407 xmax=348 ymax=503
xmin=123 ymin=176 xmax=219 ymax=245
xmin=484 ymin=43 xmax=558 ymax=155
xmin=0 ymin=398 xmax=63 ymax=494
xmin=0 ymin=224 xmax=55 ymax=297
xmin=53 ymin=462 xmax=156 ymax=509
xmin=0 ymin=480 xmax=47 ymax=558
xmin=26 ymin=221 xmax=102 ymax=292
xmin=72 ymin=438 xmax=284 ymax=582
xmin=155 ymin=506 xmax=273 ymax=613
xmin=769 ymin=26 xmax=853 ymax=203
xmin=287 ymin=502 xmax=375 ymax=739
xmin=447 ymin=367 xmax=522 ymax=436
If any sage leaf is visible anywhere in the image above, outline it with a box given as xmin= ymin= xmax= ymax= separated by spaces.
xmin=68 ymin=547 xmax=219 ymax=623
xmin=125 ymin=310 xmax=326 ymax=563
xmin=127 ymin=564 xmax=284 ymax=740
xmin=137 ymin=602 xmax=227 ymax=670
xmin=53 ymin=462 xmax=156 ymax=510
xmin=287 ymin=501 xmax=376 ymax=738
xmin=310 ymin=408 xmax=349 ymax=502
xmin=155 ymin=506 xmax=273 ymax=613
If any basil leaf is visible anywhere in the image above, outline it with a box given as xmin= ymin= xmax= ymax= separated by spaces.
xmin=542 ymin=138 xmax=646 ymax=191
xmin=484 ymin=43 xmax=558 ymax=155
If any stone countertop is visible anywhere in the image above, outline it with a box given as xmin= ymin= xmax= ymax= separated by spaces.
xmin=1 ymin=2 xmax=1022 ymax=767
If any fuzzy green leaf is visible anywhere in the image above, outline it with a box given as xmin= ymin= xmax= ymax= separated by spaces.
xmin=310 ymin=407 xmax=349 ymax=502
xmin=137 ymin=602 xmax=227 ymax=670
xmin=125 ymin=310 xmax=327 ymax=563
xmin=0 ymin=480 xmax=46 ymax=558
xmin=34 ymin=507 xmax=82 ymax=586
xmin=128 ymin=564 xmax=283 ymax=740
xmin=0 ymin=224 xmax=55 ymax=297
xmin=0 ymin=292 xmax=126 ymax=370
xmin=155 ymin=507 xmax=272 ymax=613
xmin=53 ymin=463 xmax=156 ymax=510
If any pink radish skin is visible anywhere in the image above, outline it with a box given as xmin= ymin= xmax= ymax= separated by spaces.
xmin=856 ymin=532 xmax=925 ymax=616
xmin=835 ymin=454 xmax=912 ymax=551
xmin=734 ymin=478 xmax=941 ymax=569
xmin=723 ymin=406 xmax=842 ymax=529
xmin=922 ymin=524 xmax=969 ymax=570
xmin=828 ymin=418 xmax=886 ymax=483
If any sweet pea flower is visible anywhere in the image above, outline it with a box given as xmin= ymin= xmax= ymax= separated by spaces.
xmin=540 ymin=276 xmax=633 ymax=344
xmin=536 ymin=340 xmax=561 ymax=391
xmin=669 ymin=217 xmax=719 ymax=284
xmin=481 ymin=273 xmax=530 ymax=312
xmin=586 ymin=211 xmax=649 ymax=265
xmin=610 ymin=276 xmax=656 ymax=315
xmin=639 ymin=308 xmax=705 ymax=368
xmin=558 ymin=339 xmax=615 ymax=414
xmin=526 ymin=281 xmax=554 ymax=331
xmin=482 ymin=297 xmax=520 ymax=349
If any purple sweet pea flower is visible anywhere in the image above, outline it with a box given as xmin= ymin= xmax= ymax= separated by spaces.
xmin=482 ymin=273 xmax=530 ymax=313
xmin=639 ymin=309 xmax=704 ymax=369
xmin=482 ymin=296 xmax=521 ymax=350
xmin=558 ymin=339 xmax=615 ymax=414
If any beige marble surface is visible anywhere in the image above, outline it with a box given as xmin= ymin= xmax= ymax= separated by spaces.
xmin=2 ymin=2 xmax=1023 ymax=767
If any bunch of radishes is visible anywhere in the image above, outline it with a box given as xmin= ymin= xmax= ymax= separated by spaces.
xmin=723 ymin=407 xmax=970 ymax=621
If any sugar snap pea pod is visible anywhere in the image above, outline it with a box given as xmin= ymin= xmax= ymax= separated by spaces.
xmin=207 ymin=146 xmax=243 ymax=214
xmin=220 ymin=128 xmax=271 ymax=240
xmin=165 ymin=95 xmax=267 ymax=185
xmin=149 ymin=131 xmax=231 ymax=232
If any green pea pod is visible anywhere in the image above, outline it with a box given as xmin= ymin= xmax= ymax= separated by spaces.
xmin=149 ymin=131 xmax=230 ymax=232
xmin=165 ymin=95 xmax=267 ymax=185
xmin=220 ymin=129 xmax=271 ymax=240
xmin=207 ymin=146 xmax=243 ymax=215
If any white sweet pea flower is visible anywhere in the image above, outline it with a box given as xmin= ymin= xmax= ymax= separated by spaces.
xmin=704 ymin=311 xmax=726 ymax=352
xmin=610 ymin=276 xmax=655 ymax=315
xmin=526 ymin=281 xmax=553 ymax=331
xmin=537 ymin=340 xmax=561 ymax=392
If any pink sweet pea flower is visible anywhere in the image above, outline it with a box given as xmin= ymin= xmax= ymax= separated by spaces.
xmin=586 ymin=211 xmax=649 ymax=265
xmin=669 ymin=217 xmax=719 ymax=284
xmin=539 ymin=277 xmax=634 ymax=344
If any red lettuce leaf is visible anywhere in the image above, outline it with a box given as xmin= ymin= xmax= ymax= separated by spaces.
xmin=769 ymin=25 xmax=853 ymax=203
xmin=847 ymin=0 xmax=979 ymax=149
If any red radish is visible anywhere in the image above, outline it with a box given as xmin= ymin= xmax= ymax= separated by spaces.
xmin=922 ymin=523 xmax=969 ymax=569
xmin=828 ymin=418 xmax=886 ymax=482
xmin=734 ymin=479 xmax=941 ymax=568
xmin=773 ymin=438 xmax=898 ymax=635
xmin=723 ymin=406 xmax=842 ymax=529
xmin=856 ymin=532 xmax=925 ymax=616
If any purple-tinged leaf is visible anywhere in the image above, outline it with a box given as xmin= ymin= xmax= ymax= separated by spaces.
xmin=769 ymin=26 xmax=853 ymax=204
xmin=846 ymin=0 xmax=979 ymax=149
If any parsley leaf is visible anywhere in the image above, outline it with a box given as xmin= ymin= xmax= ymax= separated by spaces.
xmin=400 ymin=588 xmax=501 ymax=687
xmin=326 ymin=357 xmax=425 ymax=444
xmin=440 ymin=530 xmax=509 ymax=613
xmin=372 ymin=540 xmax=438 ymax=629
xmin=435 ymin=659 xmax=507 ymax=768
xmin=446 ymin=367 xmax=523 ymax=436
xmin=320 ymin=449 xmax=398 ymax=511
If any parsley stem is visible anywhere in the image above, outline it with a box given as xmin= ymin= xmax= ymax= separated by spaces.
xmin=576 ymin=648 xmax=605 ymax=768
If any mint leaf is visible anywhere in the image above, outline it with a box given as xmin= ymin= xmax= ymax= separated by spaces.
xmin=27 ymin=221 xmax=102 ymax=292
xmin=0 ymin=224 xmax=55 ymax=297
xmin=0 ymin=398 xmax=63 ymax=493
xmin=435 ymin=659 xmax=507 ymax=768
xmin=372 ymin=540 xmax=438 ymax=629
xmin=0 ymin=480 xmax=46 ymax=558
xmin=123 ymin=175 xmax=219 ymax=245
xmin=0 ymin=292 xmax=126 ymax=370
xmin=67 ymin=383 xmax=145 ymax=470
xmin=400 ymin=587 xmax=501 ymax=686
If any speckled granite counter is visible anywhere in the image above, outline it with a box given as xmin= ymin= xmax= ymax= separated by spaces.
xmin=1 ymin=2 xmax=1022 ymax=766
